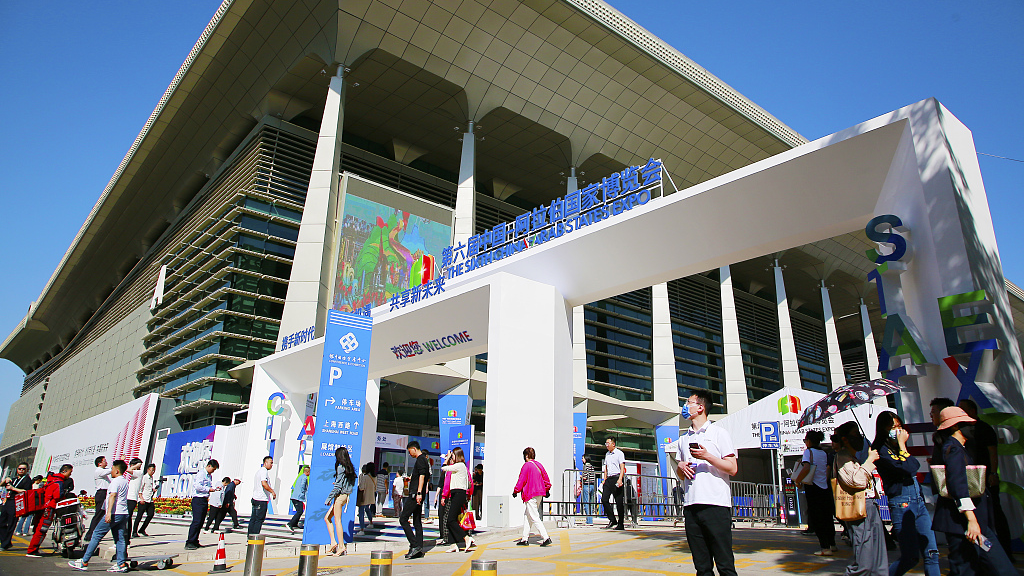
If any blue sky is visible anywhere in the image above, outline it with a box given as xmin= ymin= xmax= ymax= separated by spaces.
xmin=0 ymin=1 xmax=1021 ymax=434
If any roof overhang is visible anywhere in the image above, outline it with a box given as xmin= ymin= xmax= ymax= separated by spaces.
xmin=2 ymin=0 xmax=803 ymax=375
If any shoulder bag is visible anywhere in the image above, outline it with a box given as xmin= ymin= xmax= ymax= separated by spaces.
xmin=831 ymin=459 xmax=867 ymax=521
xmin=930 ymin=465 xmax=986 ymax=498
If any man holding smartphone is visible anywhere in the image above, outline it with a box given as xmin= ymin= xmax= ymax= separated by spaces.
xmin=667 ymin=390 xmax=738 ymax=576
xmin=601 ymin=437 xmax=626 ymax=530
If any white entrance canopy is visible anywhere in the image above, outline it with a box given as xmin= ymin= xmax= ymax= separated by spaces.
xmin=243 ymin=101 xmax=1021 ymax=528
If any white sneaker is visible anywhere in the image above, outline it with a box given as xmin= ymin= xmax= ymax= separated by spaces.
xmin=68 ymin=560 xmax=87 ymax=571
xmin=107 ymin=564 xmax=129 ymax=573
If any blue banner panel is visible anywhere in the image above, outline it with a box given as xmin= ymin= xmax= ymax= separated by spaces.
xmin=655 ymin=422 xmax=679 ymax=514
xmin=303 ymin=311 xmax=372 ymax=546
xmin=572 ymin=412 xmax=587 ymax=470
xmin=438 ymin=393 xmax=470 ymax=454
xmin=160 ymin=426 xmax=216 ymax=499
xmin=449 ymin=424 xmax=473 ymax=458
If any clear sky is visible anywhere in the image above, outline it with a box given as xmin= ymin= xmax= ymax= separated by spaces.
xmin=0 ymin=1 xmax=1021 ymax=434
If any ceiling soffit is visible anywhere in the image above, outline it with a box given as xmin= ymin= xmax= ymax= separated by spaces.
xmin=337 ymin=0 xmax=799 ymax=198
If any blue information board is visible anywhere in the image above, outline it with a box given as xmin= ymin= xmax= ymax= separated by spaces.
xmin=303 ymin=311 xmax=372 ymax=545
xmin=759 ymin=421 xmax=781 ymax=450
xmin=449 ymin=424 xmax=473 ymax=458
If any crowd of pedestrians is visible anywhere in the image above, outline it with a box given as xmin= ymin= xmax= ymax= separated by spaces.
xmin=786 ymin=397 xmax=1017 ymax=576
xmin=0 ymin=389 xmax=1016 ymax=574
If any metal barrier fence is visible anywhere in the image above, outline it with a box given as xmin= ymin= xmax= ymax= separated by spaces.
xmin=544 ymin=469 xmax=783 ymax=527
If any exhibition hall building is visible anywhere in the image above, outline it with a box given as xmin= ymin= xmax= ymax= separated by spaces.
xmin=2 ymin=0 xmax=1023 ymax=525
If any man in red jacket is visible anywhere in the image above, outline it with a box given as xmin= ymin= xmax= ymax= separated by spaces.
xmin=26 ymin=464 xmax=74 ymax=557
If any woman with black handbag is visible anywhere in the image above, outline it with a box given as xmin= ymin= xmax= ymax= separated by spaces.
xmin=931 ymin=407 xmax=1014 ymax=575
xmin=794 ymin=430 xmax=835 ymax=556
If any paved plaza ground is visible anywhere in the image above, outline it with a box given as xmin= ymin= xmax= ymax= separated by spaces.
xmin=1 ymin=516 xmax=1021 ymax=575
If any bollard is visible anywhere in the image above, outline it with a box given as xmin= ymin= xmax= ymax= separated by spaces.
xmin=297 ymin=544 xmax=319 ymax=576
xmin=369 ymin=550 xmax=393 ymax=576
xmin=241 ymin=534 xmax=265 ymax=576
xmin=471 ymin=559 xmax=497 ymax=576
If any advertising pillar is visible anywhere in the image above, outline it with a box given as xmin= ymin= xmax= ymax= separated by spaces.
xmin=438 ymin=386 xmax=471 ymax=454
xmin=304 ymin=311 xmax=372 ymax=546
xmin=572 ymin=412 xmax=587 ymax=470
xmin=655 ymin=418 xmax=679 ymax=515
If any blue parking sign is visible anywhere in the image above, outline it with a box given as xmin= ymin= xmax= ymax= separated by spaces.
xmin=759 ymin=421 xmax=781 ymax=450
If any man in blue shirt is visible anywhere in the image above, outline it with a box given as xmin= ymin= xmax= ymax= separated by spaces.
xmin=287 ymin=465 xmax=310 ymax=533
xmin=185 ymin=459 xmax=220 ymax=550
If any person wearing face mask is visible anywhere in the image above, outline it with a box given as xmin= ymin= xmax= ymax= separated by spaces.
xmin=666 ymin=390 xmax=738 ymax=576
xmin=871 ymin=412 xmax=939 ymax=576
xmin=834 ymin=421 xmax=886 ymax=576
xmin=931 ymin=406 xmax=1015 ymax=575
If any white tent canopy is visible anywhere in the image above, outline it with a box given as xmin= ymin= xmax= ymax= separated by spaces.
xmin=715 ymin=387 xmax=893 ymax=456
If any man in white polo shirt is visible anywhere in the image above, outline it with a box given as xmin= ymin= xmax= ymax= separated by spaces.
xmin=667 ymin=390 xmax=738 ymax=576
xmin=601 ymin=437 xmax=626 ymax=530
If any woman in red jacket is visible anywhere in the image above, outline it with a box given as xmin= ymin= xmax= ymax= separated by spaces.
xmin=512 ymin=447 xmax=552 ymax=547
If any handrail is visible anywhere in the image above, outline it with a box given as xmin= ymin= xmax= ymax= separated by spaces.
xmin=547 ymin=468 xmax=783 ymax=527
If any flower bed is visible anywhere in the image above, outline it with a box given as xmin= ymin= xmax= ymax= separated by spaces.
xmin=81 ymin=496 xmax=193 ymax=515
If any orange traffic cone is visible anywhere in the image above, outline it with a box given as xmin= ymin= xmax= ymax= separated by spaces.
xmin=209 ymin=532 xmax=230 ymax=573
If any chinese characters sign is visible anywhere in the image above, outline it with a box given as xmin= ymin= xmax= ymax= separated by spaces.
xmin=383 ymin=159 xmax=665 ymax=313
xmin=389 ymin=330 xmax=473 ymax=360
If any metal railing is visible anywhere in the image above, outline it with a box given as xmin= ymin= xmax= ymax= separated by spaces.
xmin=543 ymin=469 xmax=784 ymax=528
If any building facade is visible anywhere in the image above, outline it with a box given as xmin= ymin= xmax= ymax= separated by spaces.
xmin=3 ymin=0 xmax=1022 ymax=480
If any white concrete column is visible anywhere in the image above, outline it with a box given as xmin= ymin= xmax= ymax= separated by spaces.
xmin=484 ymin=274 xmax=573 ymax=529
xmin=860 ymin=300 xmax=888 ymax=406
xmin=572 ymin=304 xmax=587 ymax=402
xmin=453 ymin=121 xmax=476 ymax=248
xmin=278 ymin=67 xmax=347 ymax=346
xmin=651 ymin=283 xmax=679 ymax=411
xmin=820 ymin=282 xmax=848 ymax=389
xmin=720 ymin=265 xmax=748 ymax=413
xmin=360 ymin=379 xmax=380 ymax=471
xmin=774 ymin=261 xmax=801 ymax=389
xmin=570 ymin=170 xmax=587 ymax=440
xmin=860 ymin=300 xmax=882 ymax=380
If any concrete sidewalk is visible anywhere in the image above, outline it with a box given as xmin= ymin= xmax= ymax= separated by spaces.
xmin=2 ymin=517 xmax=1022 ymax=575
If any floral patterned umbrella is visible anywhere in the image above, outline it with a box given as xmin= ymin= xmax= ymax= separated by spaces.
xmin=797 ymin=378 xmax=901 ymax=428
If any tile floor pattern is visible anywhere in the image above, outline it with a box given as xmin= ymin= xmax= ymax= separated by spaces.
xmin=3 ymin=520 xmax=1021 ymax=576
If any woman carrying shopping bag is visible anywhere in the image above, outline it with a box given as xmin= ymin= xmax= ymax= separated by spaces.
xmin=439 ymin=447 xmax=477 ymax=553
xmin=512 ymin=447 xmax=552 ymax=547
xmin=833 ymin=422 xmax=886 ymax=576
xmin=931 ymin=407 xmax=1015 ymax=575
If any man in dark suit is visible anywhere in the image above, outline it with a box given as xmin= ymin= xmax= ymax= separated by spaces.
xmin=221 ymin=479 xmax=240 ymax=529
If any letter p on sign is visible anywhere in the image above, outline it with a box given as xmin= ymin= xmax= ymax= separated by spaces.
xmin=329 ymin=366 xmax=342 ymax=385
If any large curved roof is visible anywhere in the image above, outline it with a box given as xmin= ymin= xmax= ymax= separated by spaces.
xmin=1 ymin=0 xmax=804 ymax=374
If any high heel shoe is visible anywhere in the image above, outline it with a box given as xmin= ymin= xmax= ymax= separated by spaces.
xmin=327 ymin=544 xmax=338 ymax=555
xmin=465 ymin=537 xmax=477 ymax=552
